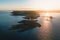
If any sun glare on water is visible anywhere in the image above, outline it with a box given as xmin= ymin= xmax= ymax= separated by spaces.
xmin=44 ymin=12 xmax=50 ymax=16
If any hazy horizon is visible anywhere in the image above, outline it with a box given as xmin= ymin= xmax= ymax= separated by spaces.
xmin=0 ymin=0 xmax=60 ymax=10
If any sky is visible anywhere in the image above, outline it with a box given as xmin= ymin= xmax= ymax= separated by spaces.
xmin=0 ymin=0 xmax=60 ymax=10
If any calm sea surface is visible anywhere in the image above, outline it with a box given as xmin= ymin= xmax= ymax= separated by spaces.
xmin=0 ymin=11 xmax=60 ymax=40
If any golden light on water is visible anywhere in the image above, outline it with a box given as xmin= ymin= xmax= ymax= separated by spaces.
xmin=38 ymin=15 xmax=52 ymax=40
xmin=44 ymin=12 xmax=50 ymax=16
xmin=37 ymin=12 xmax=54 ymax=40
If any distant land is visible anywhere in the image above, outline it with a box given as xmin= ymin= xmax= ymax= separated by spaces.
xmin=0 ymin=8 xmax=60 ymax=13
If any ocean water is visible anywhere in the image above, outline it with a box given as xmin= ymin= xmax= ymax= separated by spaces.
xmin=0 ymin=11 xmax=60 ymax=40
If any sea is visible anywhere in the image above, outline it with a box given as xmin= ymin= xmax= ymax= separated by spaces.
xmin=0 ymin=11 xmax=60 ymax=40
